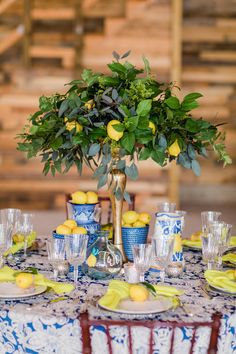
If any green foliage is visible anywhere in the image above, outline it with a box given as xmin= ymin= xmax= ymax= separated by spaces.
xmin=17 ymin=52 xmax=231 ymax=195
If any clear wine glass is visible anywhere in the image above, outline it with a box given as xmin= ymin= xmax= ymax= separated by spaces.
xmin=46 ymin=238 xmax=66 ymax=281
xmin=132 ymin=244 xmax=153 ymax=282
xmin=20 ymin=213 xmax=34 ymax=258
xmin=201 ymin=211 xmax=221 ymax=233
xmin=201 ymin=232 xmax=220 ymax=269
xmin=65 ymin=234 xmax=88 ymax=285
xmin=152 ymin=236 xmax=175 ymax=283
xmin=208 ymin=221 xmax=232 ymax=268
xmin=0 ymin=224 xmax=10 ymax=267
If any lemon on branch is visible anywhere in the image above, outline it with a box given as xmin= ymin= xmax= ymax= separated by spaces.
xmin=148 ymin=121 xmax=156 ymax=134
xmin=168 ymin=139 xmax=181 ymax=157
xmin=107 ymin=120 xmax=123 ymax=141
xmin=64 ymin=118 xmax=83 ymax=133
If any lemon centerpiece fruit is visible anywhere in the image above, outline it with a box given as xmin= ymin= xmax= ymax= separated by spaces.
xmin=138 ymin=212 xmax=151 ymax=225
xmin=85 ymin=99 xmax=95 ymax=110
xmin=71 ymin=191 xmax=87 ymax=204
xmin=133 ymin=221 xmax=146 ymax=228
xmin=107 ymin=120 xmax=124 ymax=141
xmin=15 ymin=273 xmax=34 ymax=289
xmin=63 ymin=219 xmax=77 ymax=228
xmin=168 ymin=139 xmax=181 ymax=157
xmin=122 ymin=211 xmax=139 ymax=225
xmin=64 ymin=118 xmax=83 ymax=133
xmin=56 ymin=224 xmax=71 ymax=235
xmin=148 ymin=121 xmax=156 ymax=134
xmin=87 ymin=191 xmax=98 ymax=204
xmin=72 ymin=226 xmax=87 ymax=235
xmin=123 ymin=224 xmax=132 ymax=228
xmin=129 ymin=284 xmax=149 ymax=302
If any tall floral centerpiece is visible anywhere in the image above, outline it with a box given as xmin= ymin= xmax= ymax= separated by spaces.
xmin=17 ymin=52 xmax=231 ymax=260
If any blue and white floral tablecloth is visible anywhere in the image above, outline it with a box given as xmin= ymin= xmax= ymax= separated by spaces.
xmin=0 ymin=237 xmax=235 ymax=354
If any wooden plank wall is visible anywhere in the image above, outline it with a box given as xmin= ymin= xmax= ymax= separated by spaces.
xmin=181 ymin=0 xmax=236 ymax=189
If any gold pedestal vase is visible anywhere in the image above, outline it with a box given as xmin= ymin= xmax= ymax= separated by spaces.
xmin=108 ymin=167 xmax=127 ymax=263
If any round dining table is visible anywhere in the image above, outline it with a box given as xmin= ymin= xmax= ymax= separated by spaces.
xmin=0 ymin=235 xmax=235 ymax=354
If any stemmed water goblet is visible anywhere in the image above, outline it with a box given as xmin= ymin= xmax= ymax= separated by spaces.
xmin=201 ymin=232 xmax=220 ymax=269
xmin=0 ymin=209 xmax=21 ymax=252
xmin=151 ymin=236 xmax=175 ymax=283
xmin=46 ymin=238 xmax=66 ymax=281
xmin=208 ymin=221 xmax=232 ymax=268
xmin=201 ymin=211 xmax=221 ymax=233
xmin=0 ymin=224 xmax=10 ymax=267
xmin=20 ymin=213 xmax=34 ymax=258
xmin=132 ymin=244 xmax=153 ymax=282
xmin=65 ymin=234 xmax=88 ymax=285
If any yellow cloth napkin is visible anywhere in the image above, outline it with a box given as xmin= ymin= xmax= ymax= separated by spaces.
xmin=204 ymin=269 xmax=236 ymax=293
xmin=0 ymin=266 xmax=74 ymax=295
xmin=182 ymin=239 xmax=202 ymax=248
xmin=98 ymin=280 xmax=184 ymax=310
xmin=4 ymin=231 xmax=37 ymax=256
xmin=222 ymin=253 xmax=236 ymax=264
xmin=153 ymin=284 xmax=184 ymax=297
xmin=230 ymin=236 xmax=236 ymax=247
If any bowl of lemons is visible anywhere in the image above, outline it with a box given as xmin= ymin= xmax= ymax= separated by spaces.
xmin=53 ymin=219 xmax=87 ymax=239
xmin=67 ymin=190 xmax=99 ymax=224
xmin=122 ymin=211 xmax=151 ymax=261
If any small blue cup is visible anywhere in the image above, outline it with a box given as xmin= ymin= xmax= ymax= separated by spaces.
xmin=122 ymin=226 xmax=149 ymax=261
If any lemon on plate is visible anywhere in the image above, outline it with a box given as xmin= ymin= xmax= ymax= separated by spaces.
xmin=12 ymin=233 xmax=24 ymax=243
xmin=71 ymin=191 xmax=87 ymax=204
xmin=129 ymin=284 xmax=149 ymax=302
xmin=107 ymin=120 xmax=123 ymax=141
xmin=56 ymin=224 xmax=71 ymax=235
xmin=87 ymin=191 xmax=98 ymax=204
xmin=63 ymin=219 xmax=77 ymax=228
xmin=71 ymin=226 xmax=87 ymax=235
xmin=122 ymin=211 xmax=139 ymax=225
xmin=15 ymin=273 xmax=34 ymax=289
xmin=168 ymin=139 xmax=181 ymax=157
xmin=138 ymin=212 xmax=151 ymax=225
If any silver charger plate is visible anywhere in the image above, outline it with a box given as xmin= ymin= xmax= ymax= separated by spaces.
xmin=204 ymin=283 xmax=236 ymax=297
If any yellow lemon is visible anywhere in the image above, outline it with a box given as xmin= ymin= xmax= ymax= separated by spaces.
xmin=65 ymin=119 xmax=83 ymax=133
xmin=87 ymin=254 xmax=97 ymax=267
xmin=190 ymin=231 xmax=201 ymax=242
xmin=12 ymin=233 xmax=24 ymax=243
xmin=63 ymin=219 xmax=77 ymax=228
xmin=138 ymin=212 xmax=151 ymax=225
xmin=71 ymin=191 xmax=87 ymax=204
xmin=174 ymin=234 xmax=183 ymax=253
xmin=148 ymin=121 xmax=156 ymax=134
xmin=15 ymin=273 xmax=34 ymax=289
xmin=56 ymin=224 xmax=72 ymax=235
xmin=71 ymin=226 xmax=87 ymax=235
xmin=129 ymin=284 xmax=149 ymax=302
xmin=85 ymin=99 xmax=95 ymax=110
xmin=107 ymin=120 xmax=124 ymax=141
xmin=87 ymin=191 xmax=98 ymax=204
xmin=168 ymin=139 xmax=181 ymax=157
xmin=122 ymin=224 xmax=132 ymax=228
xmin=122 ymin=211 xmax=139 ymax=225
xmin=133 ymin=221 xmax=146 ymax=228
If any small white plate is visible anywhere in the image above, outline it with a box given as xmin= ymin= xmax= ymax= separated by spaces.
xmin=0 ymin=282 xmax=47 ymax=299
xmin=99 ymin=295 xmax=173 ymax=315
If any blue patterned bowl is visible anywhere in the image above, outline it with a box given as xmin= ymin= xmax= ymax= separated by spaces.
xmin=68 ymin=202 xmax=98 ymax=224
xmin=122 ymin=226 xmax=149 ymax=261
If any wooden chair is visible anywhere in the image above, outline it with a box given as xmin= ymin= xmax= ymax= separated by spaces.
xmin=80 ymin=311 xmax=221 ymax=354
xmin=65 ymin=192 xmax=135 ymax=224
